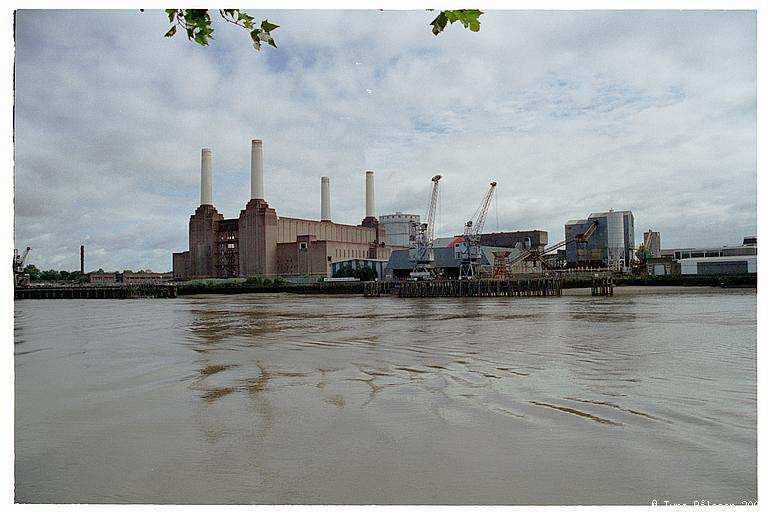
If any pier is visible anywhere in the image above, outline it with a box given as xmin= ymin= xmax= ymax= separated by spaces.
xmin=15 ymin=284 xmax=177 ymax=300
xmin=364 ymin=277 xmax=562 ymax=298
xmin=591 ymin=275 xmax=614 ymax=296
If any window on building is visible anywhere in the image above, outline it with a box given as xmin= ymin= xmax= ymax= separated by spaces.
xmin=299 ymin=242 xmax=308 ymax=251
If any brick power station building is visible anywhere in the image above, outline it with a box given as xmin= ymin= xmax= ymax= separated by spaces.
xmin=173 ymin=140 xmax=397 ymax=280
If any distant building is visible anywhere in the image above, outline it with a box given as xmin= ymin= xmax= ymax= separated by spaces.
xmin=86 ymin=271 xmax=173 ymax=284
xmin=172 ymin=141 xmax=395 ymax=280
xmin=646 ymin=257 xmax=678 ymax=276
xmin=565 ymin=210 xmax=635 ymax=271
xmin=331 ymin=258 xmax=389 ymax=279
xmin=379 ymin=212 xmax=420 ymax=248
xmin=664 ymin=238 xmax=757 ymax=275
xmin=386 ymin=237 xmax=533 ymax=279
xmin=478 ymin=230 xmax=548 ymax=252
xmin=87 ymin=273 xmax=117 ymax=284
xmin=643 ymin=230 xmax=661 ymax=258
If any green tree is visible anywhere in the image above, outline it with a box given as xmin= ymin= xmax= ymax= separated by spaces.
xmin=23 ymin=264 xmax=40 ymax=281
xmin=353 ymin=266 xmax=377 ymax=281
xmin=40 ymin=269 xmax=61 ymax=281
xmin=158 ymin=9 xmax=483 ymax=51
xmin=59 ymin=270 xmax=70 ymax=281
xmin=333 ymin=264 xmax=355 ymax=278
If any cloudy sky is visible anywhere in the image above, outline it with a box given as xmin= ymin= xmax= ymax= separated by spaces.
xmin=13 ymin=9 xmax=756 ymax=272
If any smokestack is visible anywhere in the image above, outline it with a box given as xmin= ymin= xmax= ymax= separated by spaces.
xmin=365 ymin=171 xmax=375 ymax=218
xmin=251 ymin=139 xmax=264 ymax=200
xmin=321 ymin=176 xmax=331 ymax=221
xmin=200 ymin=148 xmax=213 ymax=205
xmin=80 ymin=245 xmax=84 ymax=274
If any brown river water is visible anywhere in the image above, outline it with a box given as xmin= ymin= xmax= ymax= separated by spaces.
xmin=14 ymin=287 xmax=756 ymax=504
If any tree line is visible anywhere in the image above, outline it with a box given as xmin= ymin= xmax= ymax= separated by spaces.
xmin=21 ymin=265 xmax=155 ymax=282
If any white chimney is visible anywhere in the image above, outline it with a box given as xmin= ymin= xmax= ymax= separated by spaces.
xmin=365 ymin=170 xmax=375 ymax=218
xmin=251 ymin=139 xmax=264 ymax=200
xmin=321 ymin=176 xmax=331 ymax=221
xmin=201 ymin=148 xmax=213 ymax=205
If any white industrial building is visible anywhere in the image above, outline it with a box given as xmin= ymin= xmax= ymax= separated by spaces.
xmin=653 ymin=237 xmax=758 ymax=276
xmin=379 ymin=212 xmax=420 ymax=248
xmin=679 ymin=255 xmax=757 ymax=275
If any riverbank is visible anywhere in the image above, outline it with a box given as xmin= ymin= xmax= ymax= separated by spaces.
xmin=14 ymin=273 xmax=755 ymax=299
xmin=176 ymin=273 xmax=755 ymax=296
xmin=568 ymin=273 xmax=756 ymax=289
xmin=176 ymin=280 xmax=364 ymax=296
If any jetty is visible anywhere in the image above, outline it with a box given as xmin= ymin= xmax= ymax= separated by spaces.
xmin=14 ymin=284 xmax=177 ymax=300
xmin=364 ymin=276 xmax=563 ymax=298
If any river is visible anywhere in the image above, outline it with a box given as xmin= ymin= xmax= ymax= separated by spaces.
xmin=14 ymin=287 xmax=757 ymax=504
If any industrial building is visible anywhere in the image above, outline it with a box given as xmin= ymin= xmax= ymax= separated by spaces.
xmin=385 ymin=234 xmax=547 ymax=279
xmin=330 ymin=258 xmax=389 ymax=279
xmin=643 ymin=230 xmax=661 ymax=258
xmin=479 ymin=230 xmax=548 ymax=252
xmin=379 ymin=212 xmax=420 ymax=247
xmin=649 ymin=237 xmax=758 ymax=275
xmin=565 ymin=210 xmax=635 ymax=270
xmin=87 ymin=271 xmax=173 ymax=284
xmin=172 ymin=140 xmax=397 ymax=279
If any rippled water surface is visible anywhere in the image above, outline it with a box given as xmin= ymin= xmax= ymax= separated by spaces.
xmin=15 ymin=287 xmax=756 ymax=504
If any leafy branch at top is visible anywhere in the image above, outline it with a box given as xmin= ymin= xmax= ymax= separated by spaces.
xmin=430 ymin=9 xmax=484 ymax=36
xmin=164 ymin=9 xmax=279 ymax=50
xmin=160 ymin=9 xmax=482 ymax=51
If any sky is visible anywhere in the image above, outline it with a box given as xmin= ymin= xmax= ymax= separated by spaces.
xmin=12 ymin=9 xmax=757 ymax=272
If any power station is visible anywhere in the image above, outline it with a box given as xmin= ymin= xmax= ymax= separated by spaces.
xmin=172 ymin=139 xmax=398 ymax=279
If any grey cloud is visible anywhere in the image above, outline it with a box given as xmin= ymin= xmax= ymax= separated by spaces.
xmin=13 ymin=10 xmax=756 ymax=271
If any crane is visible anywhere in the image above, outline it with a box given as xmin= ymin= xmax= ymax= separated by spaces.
xmin=409 ymin=174 xmax=442 ymax=279
xmin=457 ymin=181 xmax=497 ymax=280
xmin=507 ymin=219 xmax=599 ymax=270
xmin=13 ymin=246 xmax=32 ymax=287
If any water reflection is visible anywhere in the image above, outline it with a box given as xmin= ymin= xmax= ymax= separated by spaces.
xmin=14 ymin=290 xmax=756 ymax=504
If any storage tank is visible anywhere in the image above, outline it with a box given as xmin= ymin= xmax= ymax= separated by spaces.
xmin=380 ymin=212 xmax=420 ymax=247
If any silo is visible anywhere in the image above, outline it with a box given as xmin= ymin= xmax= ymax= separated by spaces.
xmin=606 ymin=209 xmax=626 ymax=270
xmin=380 ymin=212 xmax=421 ymax=248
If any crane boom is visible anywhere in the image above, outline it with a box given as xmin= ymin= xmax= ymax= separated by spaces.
xmin=424 ymin=174 xmax=442 ymax=245
xmin=458 ymin=181 xmax=497 ymax=279
xmin=508 ymin=220 xmax=598 ymax=267
xmin=409 ymin=175 xmax=442 ymax=278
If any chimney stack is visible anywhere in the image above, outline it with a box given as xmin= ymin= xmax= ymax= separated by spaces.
xmin=365 ymin=171 xmax=375 ymax=218
xmin=200 ymin=148 xmax=213 ymax=205
xmin=251 ymin=139 xmax=264 ymax=200
xmin=321 ymin=176 xmax=331 ymax=221
xmin=80 ymin=245 xmax=84 ymax=274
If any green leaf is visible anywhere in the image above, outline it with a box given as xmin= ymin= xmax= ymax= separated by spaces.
xmin=261 ymin=19 xmax=279 ymax=33
xmin=431 ymin=9 xmax=483 ymax=36
xmin=166 ymin=9 xmax=176 ymax=22
xmin=164 ymin=25 xmax=177 ymax=38
xmin=430 ymin=12 xmax=449 ymax=35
